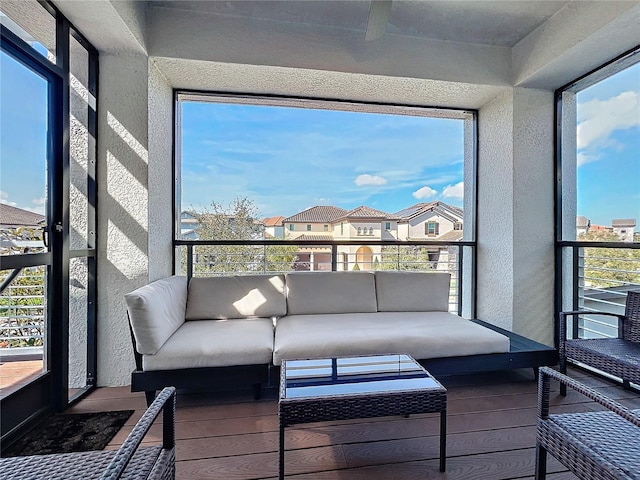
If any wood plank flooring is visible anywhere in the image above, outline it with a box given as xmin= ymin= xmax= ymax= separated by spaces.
xmin=67 ymin=367 xmax=640 ymax=479
xmin=0 ymin=360 xmax=43 ymax=399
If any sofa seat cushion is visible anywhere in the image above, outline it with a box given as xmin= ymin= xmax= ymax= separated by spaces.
xmin=186 ymin=274 xmax=287 ymax=320
xmin=286 ymin=272 xmax=377 ymax=315
xmin=273 ymin=312 xmax=510 ymax=366
xmin=143 ymin=318 xmax=274 ymax=371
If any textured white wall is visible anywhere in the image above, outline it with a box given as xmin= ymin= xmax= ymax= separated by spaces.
xmin=97 ymin=53 xmax=149 ymax=386
xmin=512 ymin=88 xmax=554 ymax=345
xmin=477 ymin=88 xmax=555 ymax=345
xmin=148 ymin=61 xmax=174 ymax=281
xmin=477 ymin=91 xmax=514 ymax=331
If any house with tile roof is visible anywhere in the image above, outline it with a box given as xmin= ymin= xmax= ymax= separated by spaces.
xmin=281 ymin=201 xmax=463 ymax=271
xmin=0 ymin=204 xmax=46 ymax=252
xmin=612 ymin=219 xmax=636 ymax=242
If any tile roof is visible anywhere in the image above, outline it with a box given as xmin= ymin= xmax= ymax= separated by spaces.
xmin=0 ymin=203 xmax=45 ymax=227
xmin=262 ymin=216 xmax=285 ymax=227
xmin=612 ymin=219 xmax=636 ymax=227
xmin=393 ymin=201 xmax=463 ymax=222
xmin=290 ymin=234 xmax=335 ymax=241
xmin=284 ymin=206 xmax=347 ymax=223
xmin=576 ymin=216 xmax=590 ymax=227
xmin=437 ymin=229 xmax=464 ymax=242
xmin=339 ymin=206 xmax=393 ymax=220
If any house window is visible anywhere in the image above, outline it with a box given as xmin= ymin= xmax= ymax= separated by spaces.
xmin=340 ymin=222 xmax=343 ymax=235
xmin=426 ymin=222 xmax=439 ymax=236
xmin=369 ymin=227 xmax=374 ymax=235
xmin=289 ymin=224 xmax=294 ymax=231
xmin=385 ymin=222 xmax=391 ymax=230
xmin=357 ymin=227 xmax=362 ymax=235
xmin=324 ymin=225 xmax=328 ymax=232
xmin=306 ymin=224 xmax=311 ymax=231
xmin=453 ymin=222 xmax=462 ymax=231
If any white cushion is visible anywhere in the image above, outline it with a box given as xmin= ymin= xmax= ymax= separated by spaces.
xmin=273 ymin=311 xmax=510 ymax=365
xmin=285 ymin=272 xmax=377 ymax=315
xmin=125 ymin=276 xmax=188 ymax=355
xmin=375 ymin=271 xmax=451 ymax=312
xmin=143 ymin=318 xmax=274 ymax=370
xmin=185 ymin=274 xmax=286 ymax=320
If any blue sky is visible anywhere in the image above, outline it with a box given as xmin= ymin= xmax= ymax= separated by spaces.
xmin=1 ymin=44 xmax=638 ymax=227
xmin=180 ymin=103 xmax=465 ymax=218
xmin=575 ymin=62 xmax=640 ymax=226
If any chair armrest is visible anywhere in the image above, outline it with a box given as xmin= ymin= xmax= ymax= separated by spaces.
xmin=538 ymin=367 xmax=640 ymax=428
xmin=98 ymin=386 xmax=176 ymax=480
xmin=559 ymin=310 xmax=625 ymax=341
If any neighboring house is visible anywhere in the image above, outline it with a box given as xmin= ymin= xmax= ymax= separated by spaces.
xmin=282 ymin=201 xmax=463 ymax=271
xmin=612 ymin=219 xmax=636 ymax=242
xmin=179 ymin=211 xmax=199 ymax=239
xmin=394 ymin=201 xmax=464 ymax=241
xmin=0 ymin=203 xmax=46 ymax=251
xmin=262 ymin=216 xmax=285 ymax=239
xmin=576 ymin=216 xmax=590 ymax=237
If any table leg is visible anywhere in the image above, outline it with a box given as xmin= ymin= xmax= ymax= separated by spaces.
xmin=439 ymin=409 xmax=447 ymax=472
xmin=279 ymin=422 xmax=285 ymax=480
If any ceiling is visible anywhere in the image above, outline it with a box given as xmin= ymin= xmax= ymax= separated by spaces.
xmin=149 ymin=0 xmax=570 ymax=47
xmin=52 ymin=0 xmax=640 ymax=108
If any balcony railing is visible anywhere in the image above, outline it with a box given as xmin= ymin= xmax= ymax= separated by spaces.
xmin=0 ymin=266 xmax=45 ymax=359
xmin=559 ymin=241 xmax=640 ymax=339
xmin=175 ymin=239 xmax=475 ymax=315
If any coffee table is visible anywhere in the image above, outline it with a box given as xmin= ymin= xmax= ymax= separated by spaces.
xmin=278 ymin=354 xmax=447 ymax=479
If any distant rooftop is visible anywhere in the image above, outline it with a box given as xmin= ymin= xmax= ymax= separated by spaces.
xmin=394 ymin=201 xmax=463 ymax=221
xmin=612 ymin=219 xmax=636 ymax=227
xmin=263 ymin=216 xmax=285 ymax=227
xmin=0 ymin=203 xmax=45 ymax=228
xmin=576 ymin=216 xmax=590 ymax=228
xmin=284 ymin=206 xmax=347 ymax=223
xmin=338 ymin=206 xmax=393 ymax=220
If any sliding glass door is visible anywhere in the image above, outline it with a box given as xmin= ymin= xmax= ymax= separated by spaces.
xmin=0 ymin=1 xmax=98 ymax=445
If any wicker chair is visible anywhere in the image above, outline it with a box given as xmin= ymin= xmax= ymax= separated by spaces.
xmin=559 ymin=291 xmax=640 ymax=395
xmin=535 ymin=367 xmax=640 ymax=480
xmin=0 ymin=386 xmax=176 ymax=480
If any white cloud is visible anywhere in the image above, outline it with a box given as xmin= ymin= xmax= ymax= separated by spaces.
xmin=0 ymin=191 xmax=17 ymax=207
xmin=577 ymin=153 xmax=599 ymax=167
xmin=412 ymin=186 xmax=437 ymax=199
xmin=577 ymin=91 xmax=640 ymax=150
xmin=32 ymin=197 xmax=46 ymax=206
xmin=354 ymin=174 xmax=387 ymax=186
xmin=442 ymin=182 xmax=464 ymax=199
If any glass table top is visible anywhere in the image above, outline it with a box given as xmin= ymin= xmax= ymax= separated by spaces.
xmin=282 ymin=354 xmax=443 ymax=399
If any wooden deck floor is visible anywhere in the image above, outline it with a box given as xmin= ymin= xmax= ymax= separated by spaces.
xmin=0 ymin=360 xmax=43 ymax=399
xmin=67 ymin=367 xmax=640 ymax=480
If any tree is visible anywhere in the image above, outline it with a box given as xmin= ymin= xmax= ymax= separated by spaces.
xmin=579 ymin=230 xmax=640 ymax=289
xmin=189 ymin=197 xmax=297 ymax=274
xmin=378 ymin=245 xmax=436 ymax=271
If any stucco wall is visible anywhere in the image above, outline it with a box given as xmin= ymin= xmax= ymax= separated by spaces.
xmin=477 ymin=88 xmax=555 ymax=345
xmin=511 ymin=88 xmax=554 ymax=345
xmin=148 ymin=60 xmax=174 ymax=282
xmin=97 ymin=53 xmax=149 ymax=386
xmin=477 ymin=91 xmax=515 ymax=331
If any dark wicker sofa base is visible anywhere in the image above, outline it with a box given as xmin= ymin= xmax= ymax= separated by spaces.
xmin=133 ymin=320 xmax=557 ymax=404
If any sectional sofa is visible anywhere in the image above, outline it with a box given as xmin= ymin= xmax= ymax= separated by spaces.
xmin=125 ymin=271 xmax=554 ymax=404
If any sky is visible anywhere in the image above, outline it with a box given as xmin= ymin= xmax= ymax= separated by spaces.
xmin=0 ymin=37 xmax=638 ymax=227
xmin=180 ymin=103 xmax=466 ymax=218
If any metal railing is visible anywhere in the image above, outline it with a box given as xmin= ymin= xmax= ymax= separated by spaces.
xmin=0 ymin=267 xmax=45 ymax=358
xmin=560 ymin=241 xmax=640 ymax=339
xmin=175 ymin=239 xmax=474 ymax=315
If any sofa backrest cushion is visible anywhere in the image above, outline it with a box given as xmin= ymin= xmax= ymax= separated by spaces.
xmin=125 ymin=276 xmax=188 ymax=355
xmin=185 ymin=274 xmax=287 ymax=320
xmin=286 ymin=272 xmax=377 ymax=315
xmin=374 ymin=271 xmax=451 ymax=312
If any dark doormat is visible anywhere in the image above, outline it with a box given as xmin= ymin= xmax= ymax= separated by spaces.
xmin=2 ymin=410 xmax=134 ymax=457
